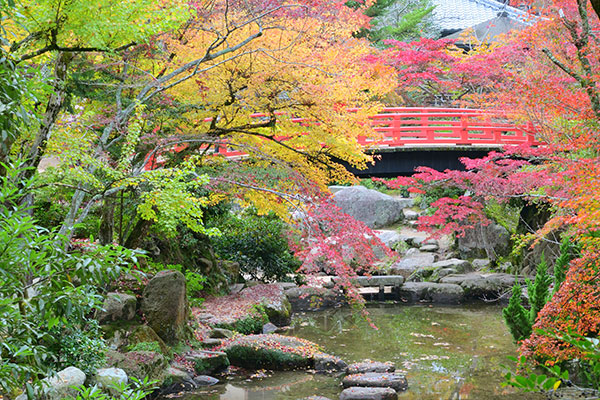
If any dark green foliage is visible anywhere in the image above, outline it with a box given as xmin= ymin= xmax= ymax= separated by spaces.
xmin=503 ymin=255 xmax=553 ymax=343
xmin=503 ymin=283 xmax=532 ymax=343
xmin=51 ymin=323 xmax=106 ymax=376
xmin=0 ymin=165 xmax=141 ymax=394
xmin=32 ymin=200 xmax=69 ymax=230
xmin=554 ymin=237 xmax=578 ymax=294
xmin=210 ymin=210 xmax=301 ymax=282
xmin=527 ymin=254 xmax=552 ymax=324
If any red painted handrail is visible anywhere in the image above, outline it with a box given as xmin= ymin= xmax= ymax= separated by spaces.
xmin=362 ymin=107 xmax=539 ymax=148
xmin=144 ymin=108 xmax=540 ymax=170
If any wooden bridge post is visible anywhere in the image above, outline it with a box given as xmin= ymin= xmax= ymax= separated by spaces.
xmin=458 ymin=114 xmax=469 ymax=144
xmin=421 ymin=115 xmax=433 ymax=142
xmin=526 ymin=121 xmax=535 ymax=145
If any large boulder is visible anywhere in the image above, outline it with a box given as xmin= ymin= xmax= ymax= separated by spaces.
xmin=184 ymin=350 xmax=230 ymax=375
xmin=285 ymin=286 xmax=346 ymax=312
xmin=223 ymin=334 xmax=322 ymax=370
xmin=389 ymin=250 xmax=436 ymax=279
xmin=398 ymin=282 xmax=464 ymax=304
xmin=101 ymin=323 xmax=168 ymax=355
xmin=439 ymin=273 xmax=518 ymax=300
xmin=142 ymin=270 xmax=188 ymax=344
xmin=96 ymin=292 xmax=137 ymax=324
xmin=250 ymin=285 xmax=292 ymax=326
xmin=96 ymin=368 xmax=128 ymax=395
xmin=342 ymin=373 xmax=408 ymax=392
xmin=457 ymin=223 xmax=510 ymax=261
xmin=44 ymin=367 xmax=86 ymax=400
xmin=339 ymin=387 xmax=398 ymax=400
xmin=105 ymin=350 xmax=168 ymax=382
xmin=333 ymin=186 xmax=412 ymax=229
xmin=373 ymin=230 xmax=405 ymax=249
xmin=16 ymin=366 xmax=87 ymax=400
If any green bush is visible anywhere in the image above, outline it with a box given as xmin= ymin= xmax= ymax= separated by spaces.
xmin=0 ymin=165 xmax=141 ymax=395
xmin=503 ymin=255 xmax=552 ymax=343
xmin=210 ymin=210 xmax=301 ymax=282
xmin=53 ymin=323 xmax=107 ymax=377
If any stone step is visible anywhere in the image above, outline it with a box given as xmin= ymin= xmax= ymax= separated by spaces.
xmin=347 ymin=360 xmax=395 ymax=374
xmin=339 ymin=387 xmax=398 ymax=400
xmin=342 ymin=372 xmax=408 ymax=392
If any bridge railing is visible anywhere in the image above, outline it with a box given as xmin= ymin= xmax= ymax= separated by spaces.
xmin=144 ymin=108 xmax=541 ymax=169
xmin=360 ymin=107 xmax=540 ymax=148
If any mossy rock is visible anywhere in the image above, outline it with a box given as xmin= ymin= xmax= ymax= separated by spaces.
xmin=223 ymin=334 xmax=321 ymax=370
xmin=102 ymin=323 xmax=169 ymax=355
xmin=263 ymin=296 xmax=292 ymax=326
xmin=105 ymin=350 xmax=168 ymax=383
xmin=184 ymin=350 xmax=230 ymax=375
xmin=141 ymin=270 xmax=189 ymax=345
xmin=128 ymin=325 xmax=170 ymax=355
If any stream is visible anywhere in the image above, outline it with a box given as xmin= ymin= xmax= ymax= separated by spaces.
xmin=177 ymin=304 xmax=543 ymax=400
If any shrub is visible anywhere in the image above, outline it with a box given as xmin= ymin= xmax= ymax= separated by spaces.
xmin=53 ymin=322 xmax=107 ymax=376
xmin=503 ymin=255 xmax=552 ymax=343
xmin=210 ymin=211 xmax=301 ymax=282
xmin=0 ymin=165 xmax=141 ymax=394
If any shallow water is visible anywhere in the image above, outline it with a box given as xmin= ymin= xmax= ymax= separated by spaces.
xmin=177 ymin=304 xmax=542 ymax=400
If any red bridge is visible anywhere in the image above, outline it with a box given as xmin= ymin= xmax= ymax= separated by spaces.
xmin=362 ymin=107 xmax=538 ymax=148
xmin=146 ymin=107 xmax=541 ymax=175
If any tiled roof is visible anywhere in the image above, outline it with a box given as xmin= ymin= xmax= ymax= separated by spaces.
xmin=431 ymin=0 xmax=533 ymax=31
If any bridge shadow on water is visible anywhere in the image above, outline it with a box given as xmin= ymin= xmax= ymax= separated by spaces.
xmin=345 ymin=146 xmax=497 ymax=177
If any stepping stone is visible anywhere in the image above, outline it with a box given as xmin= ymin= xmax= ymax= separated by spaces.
xmin=420 ymin=244 xmax=439 ymax=252
xmin=389 ymin=251 xmax=435 ymax=279
xmin=209 ymin=328 xmax=234 ymax=339
xmin=199 ymin=338 xmax=223 ymax=348
xmin=439 ymin=273 xmax=519 ymax=299
xmin=342 ymin=373 xmax=408 ymax=392
xmin=403 ymin=209 xmax=419 ymax=220
xmin=193 ymin=375 xmax=219 ymax=386
xmin=347 ymin=360 xmax=395 ymax=374
xmin=431 ymin=259 xmax=472 ymax=273
xmin=373 ymin=230 xmax=404 ymax=249
xmin=302 ymin=397 xmax=332 ymax=400
xmin=314 ymin=354 xmax=348 ymax=373
xmin=340 ymin=387 xmax=398 ymax=400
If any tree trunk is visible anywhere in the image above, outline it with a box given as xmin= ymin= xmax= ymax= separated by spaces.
xmin=124 ymin=217 xmax=153 ymax=249
xmin=20 ymin=52 xmax=72 ymax=183
xmin=98 ymin=197 xmax=115 ymax=245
